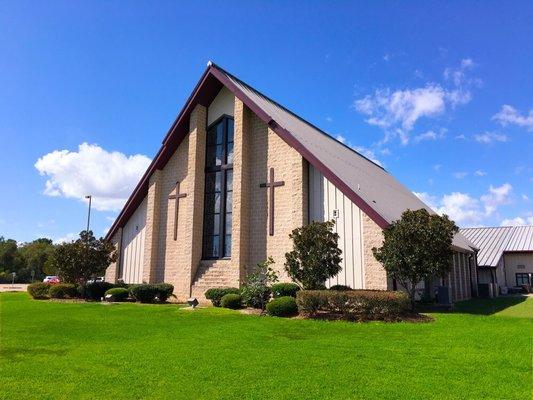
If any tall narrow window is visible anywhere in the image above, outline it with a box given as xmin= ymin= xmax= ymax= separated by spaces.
xmin=202 ymin=116 xmax=234 ymax=259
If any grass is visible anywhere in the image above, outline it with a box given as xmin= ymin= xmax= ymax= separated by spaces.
xmin=0 ymin=293 xmax=531 ymax=400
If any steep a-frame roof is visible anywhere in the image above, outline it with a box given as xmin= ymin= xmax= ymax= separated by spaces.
xmin=461 ymin=226 xmax=533 ymax=267
xmin=106 ymin=62 xmax=475 ymax=252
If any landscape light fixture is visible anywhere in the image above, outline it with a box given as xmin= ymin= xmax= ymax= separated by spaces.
xmin=187 ymin=297 xmax=199 ymax=308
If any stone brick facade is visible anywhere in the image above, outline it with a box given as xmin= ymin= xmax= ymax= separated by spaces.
xmin=361 ymin=212 xmax=388 ymax=290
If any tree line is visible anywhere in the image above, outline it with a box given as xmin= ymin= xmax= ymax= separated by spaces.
xmin=0 ymin=231 xmax=116 ymax=284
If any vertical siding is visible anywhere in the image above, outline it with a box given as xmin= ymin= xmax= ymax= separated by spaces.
xmin=120 ymin=198 xmax=147 ymax=284
xmin=308 ymin=165 xmax=364 ymax=289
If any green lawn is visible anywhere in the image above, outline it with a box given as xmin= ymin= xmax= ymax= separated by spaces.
xmin=1 ymin=293 xmax=531 ymax=400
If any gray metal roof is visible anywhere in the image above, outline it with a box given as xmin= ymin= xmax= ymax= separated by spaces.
xmin=460 ymin=226 xmax=533 ymax=267
xmin=219 ymin=67 xmax=476 ymax=252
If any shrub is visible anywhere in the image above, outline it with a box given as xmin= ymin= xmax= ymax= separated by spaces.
xmin=285 ymin=221 xmax=342 ymax=289
xmin=296 ymin=290 xmax=410 ymax=321
xmin=271 ymin=282 xmax=300 ymax=298
xmin=205 ymin=287 xmax=240 ymax=307
xmin=27 ymin=282 xmax=51 ymax=299
xmin=130 ymin=284 xmax=159 ymax=303
xmin=154 ymin=283 xmax=174 ymax=302
xmin=105 ymin=287 xmax=129 ymax=302
xmin=241 ymin=257 xmax=278 ymax=310
xmin=329 ymin=284 xmax=352 ymax=291
xmin=267 ymin=296 xmax=298 ymax=317
xmin=84 ymin=281 xmax=114 ymax=300
xmin=241 ymin=285 xmax=271 ymax=309
xmin=220 ymin=293 xmax=242 ymax=309
xmin=49 ymin=283 xmax=77 ymax=299
xmin=129 ymin=283 xmax=166 ymax=303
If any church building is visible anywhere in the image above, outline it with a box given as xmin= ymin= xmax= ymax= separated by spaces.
xmin=105 ymin=62 xmax=478 ymax=302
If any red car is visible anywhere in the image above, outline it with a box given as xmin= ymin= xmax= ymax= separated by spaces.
xmin=43 ymin=276 xmax=60 ymax=284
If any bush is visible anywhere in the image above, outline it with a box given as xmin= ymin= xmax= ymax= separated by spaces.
xmin=205 ymin=287 xmax=240 ymax=307
xmin=105 ymin=287 xmax=129 ymax=302
xmin=329 ymin=284 xmax=352 ymax=291
xmin=271 ymin=282 xmax=300 ymax=298
xmin=220 ymin=293 xmax=242 ymax=309
xmin=84 ymin=281 xmax=114 ymax=300
xmin=241 ymin=284 xmax=271 ymax=309
xmin=49 ymin=283 xmax=77 ymax=299
xmin=154 ymin=283 xmax=174 ymax=302
xmin=296 ymin=290 xmax=410 ymax=321
xmin=27 ymin=282 xmax=51 ymax=299
xmin=130 ymin=284 xmax=159 ymax=303
xmin=267 ymin=296 xmax=298 ymax=317
xmin=284 ymin=221 xmax=342 ymax=289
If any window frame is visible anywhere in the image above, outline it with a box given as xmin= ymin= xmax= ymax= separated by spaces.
xmin=515 ymin=273 xmax=530 ymax=287
xmin=202 ymin=114 xmax=234 ymax=260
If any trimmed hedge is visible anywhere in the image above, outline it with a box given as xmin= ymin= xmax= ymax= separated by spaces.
xmin=49 ymin=284 xmax=77 ymax=299
xmin=267 ymin=296 xmax=298 ymax=317
xmin=84 ymin=281 xmax=115 ymax=300
xmin=220 ymin=293 xmax=242 ymax=309
xmin=130 ymin=284 xmax=159 ymax=303
xmin=27 ymin=283 xmax=51 ymax=299
xmin=205 ymin=287 xmax=240 ymax=307
xmin=329 ymin=284 xmax=353 ymax=291
xmin=271 ymin=283 xmax=300 ymax=298
xmin=105 ymin=287 xmax=129 ymax=302
xmin=154 ymin=283 xmax=174 ymax=302
xmin=296 ymin=290 xmax=410 ymax=321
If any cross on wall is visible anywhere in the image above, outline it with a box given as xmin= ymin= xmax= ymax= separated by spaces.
xmin=168 ymin=181 xmax=187 ymax=241
xmin=260 ymin=167 xmax=285 ymax=236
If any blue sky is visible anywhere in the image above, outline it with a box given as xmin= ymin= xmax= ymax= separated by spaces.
xmin=1 ymin=1 xmax=532 ymax=243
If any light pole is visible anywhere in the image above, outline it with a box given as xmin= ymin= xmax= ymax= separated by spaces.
xmin=85 ymin=195 xmax=92 ymax=233
xmin=84 ymin=195 xmax=92 ymax=292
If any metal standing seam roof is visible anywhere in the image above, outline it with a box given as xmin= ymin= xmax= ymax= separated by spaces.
xmin=460 ymin=226 xmax=533 ymax=267
xmin=106 ymin=62 xmax=477 ymax=252
xmin=216 ymin=67 xmax=476 ymax=252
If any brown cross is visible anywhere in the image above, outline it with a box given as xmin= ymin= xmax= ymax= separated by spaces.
xmin=168 ymin=181 xmax=187 ymax=241
xmin=260 ymin=167 xmax=285 ymax=236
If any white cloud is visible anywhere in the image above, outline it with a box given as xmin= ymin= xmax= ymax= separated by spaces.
xmin=433 ymin=164 xmax=442 ymax=172
xmin=480 ymin=183 xmax=513 ymax=216
xmin=54 ymin=232 xmax=77 ymax=244
xmin=414 ymin=183 xmax=514 ymax=226
xmin=354 ymin=59 xmax=478 ymax=144
xmin=474 ymin=170 xmax=486 ymax=177
xmin=413 ymin=129 xmax=446 ymax=143
xmin=500 ymin=216 xmax=533 ymax=226
xmin=522 ymin=194 xmax=530 ymax=202
xmin=492 ymin=105 xmax=533 ymax=131
xmin=443 ymin=58 xmax=476 ymax=87
xmin=354 ymin=85 xmax=447 ymax=132
xmin=474 ymin=132 xmax=508 ymax=144
xmin=455 ymin=134 xmax=466 ymax=140
xmin=35 ymin=143 xmax=151 ymax=212
xmin=335 ymin=134 xmax=346 ymax=144
xmin=453 ymin=172 xmax=468 ymax=179
xmin=326 ymin=116 xmax=333 ymax=122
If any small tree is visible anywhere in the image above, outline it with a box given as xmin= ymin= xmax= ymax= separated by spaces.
xmin=241 ymin=257 xmax=278 ymax=311
xmin=49 ymin=231 xmax=116 ymax=285
xmin=372 ymin=209 xmax=458 ymax=311
xmin=284 ymin=221 xmax=342 ymax=289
